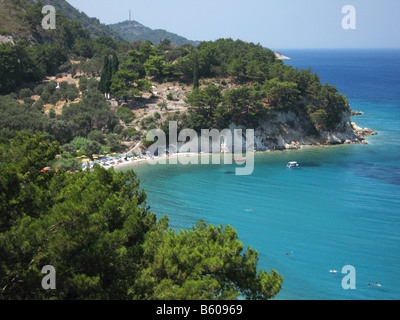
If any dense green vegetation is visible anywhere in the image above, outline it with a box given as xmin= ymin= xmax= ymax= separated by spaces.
xmin=1 ymin=32 xmax=350 ymax=159
xmin=0 ymin=82 xmax=118 ymax=143
xmin=106 ymin=38 xmax=349 ymax=132
xmin=1 ymin=0 xmax=349 ymax=131
xmin=176 ymin=39 xmax=349 ymax=132
xmin=0 ymin=0 xmax=95 ymax=94
xmin=0 ymin=132 xmax=283 ymax=299
xmin=0 ymin=0 xmax=355 ymax=300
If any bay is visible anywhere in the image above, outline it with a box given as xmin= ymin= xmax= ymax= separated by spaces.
xmin=121 ymin=49 xmax=400 ymax=300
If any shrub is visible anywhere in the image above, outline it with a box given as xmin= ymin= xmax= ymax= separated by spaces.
xmin=311 ymin=109 xmax=329 ymax=130
xmin=32 ymin=99 xmax=44 ymax=111
xmin=88 ymin=130 xmax=106 ymax=145
xmin=113 ymin=125 xmax=123 ymax=134
xmin=122 ymin=127 xmax=141 ymax=140
xmin=34 ymin=84 xmax=45 ymax=96
xmin=49 ymin=93 xmax=60 ymax=105
xmin=79 ymin=76 xmax=88 ymax=92
xmin=70 ymin=137 xmax=90 ymax=153
xmin=116 ymin=107 xmax=135 ymax=123
xmin=51 ymin=157 xmax=81 ymax=171
xmin=49 ymin=108 xmax=56 ymax=119
xmin=40 ymin=91 xmax=51 ymax=103
xmin=19 ymin=88 xmax=32 ymax=99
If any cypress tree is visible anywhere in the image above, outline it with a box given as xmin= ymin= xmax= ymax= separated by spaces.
xmin=111 ymin=53 xmax=120 ymax=76
xmin=98 ymin=56 xmax=110 ymax=94
xmin=106 ymin=57 xmax=112 ymax=94
xmin=192 ymin=53 xmax=199 ymax=89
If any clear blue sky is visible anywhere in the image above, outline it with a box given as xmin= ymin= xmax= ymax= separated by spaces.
xmin=68 ymin=0 xmax=400 ymax=49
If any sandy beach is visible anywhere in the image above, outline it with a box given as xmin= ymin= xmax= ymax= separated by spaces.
xmin=95 ymin=153 xmax=205 ymax=171
xmin=90 ymin=144 xmax=336 ymax=172
xmin=94 ymin=151 xmax=257 ymax=171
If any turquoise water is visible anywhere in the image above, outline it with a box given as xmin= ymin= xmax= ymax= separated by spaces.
xmin=121 ymin=49 xmax=400 ymax=300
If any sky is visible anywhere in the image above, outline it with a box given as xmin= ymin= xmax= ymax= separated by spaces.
xmin=67 ymin=0 xmax=400 ymax=49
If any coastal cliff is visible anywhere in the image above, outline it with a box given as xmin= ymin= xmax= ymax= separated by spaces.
xmin=170 ymin=109 xmax=377 ymax=153
xmin=224 ymin=110 xmax=377 ymax=152
xmin=275 ymin=52 xmax=291 ymax=60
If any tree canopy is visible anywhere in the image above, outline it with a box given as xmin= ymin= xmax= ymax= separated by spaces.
xmin=0 ymin=0 xmax=357 ymax=301
xmin=0 ymin=132 xmax=283 ymax=300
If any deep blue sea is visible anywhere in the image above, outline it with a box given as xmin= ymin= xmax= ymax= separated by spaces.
xmin=122 ymin=49 xmax=400 ymax=300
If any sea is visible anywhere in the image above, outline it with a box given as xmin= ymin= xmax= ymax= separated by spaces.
xmin=121 ymin=49 xmax=400 ymax=300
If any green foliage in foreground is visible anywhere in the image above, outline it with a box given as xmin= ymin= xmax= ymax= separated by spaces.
xmin=0 ymin=132 xmax=283 ymax=300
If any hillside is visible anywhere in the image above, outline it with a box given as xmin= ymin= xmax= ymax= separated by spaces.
xmin=0 ymin=0 xmax=50 ymax=42
xmin=109 ymin=20 xmax=200 ymax=46
xmin=24 ymin=0 xmax=125 ymax=41
xmin=3 ymin=0 xmax=197 ymax=45
xmin=0 ymin=0 xmax=28 ymax=37
xmin=0 ymin=0 xmax=376 ymax=165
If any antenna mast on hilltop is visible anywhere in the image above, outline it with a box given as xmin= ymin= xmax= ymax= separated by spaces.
xmin=129 ymin=10 xmax=131 ymax=21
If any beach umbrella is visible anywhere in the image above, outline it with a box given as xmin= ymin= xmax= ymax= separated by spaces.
xmin=145 ymin=151 xmax=151 ymax=154
xmin=115 ymin=156 xmax=120 ymax=159
xmin=82 ymin=164 xmax=88 ymax=167
xmin=128 ymin=154 xmax=134 ymax=157
xmin=137 ymin=152 xmax=142 ymax=155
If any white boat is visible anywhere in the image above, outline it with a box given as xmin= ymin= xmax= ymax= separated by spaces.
xmin=287 ymin=161 xmax=299 ymax=168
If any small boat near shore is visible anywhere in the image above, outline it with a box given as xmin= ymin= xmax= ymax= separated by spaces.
xmin=234 ymin=157 xmax=247 ymax=164
xmin=287 ymin=161 xmax=299 ymax=168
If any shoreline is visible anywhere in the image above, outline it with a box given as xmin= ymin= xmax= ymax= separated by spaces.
xmin=107 ymin=153 xmax=203 ymax=171
xmin=94 ymin=110 xmax=377 ymax=172
xmin=94 ymin=117 xmax=378 ymax=172
xmin=108 ymin=140 xmax=367 ymax=172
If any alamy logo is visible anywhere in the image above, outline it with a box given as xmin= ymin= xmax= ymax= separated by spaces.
xmin=342 ymin=5 xmax=356 ymax=30
xmin=41 ymin=5 xmax=56 ymax=30
xmin=146 ymin=121 xmax=255 ymax=176
xmin=41 ymin=265 xmax=56 ymax=290
xmin=341 ymin=265 xmax=356 ymax=290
